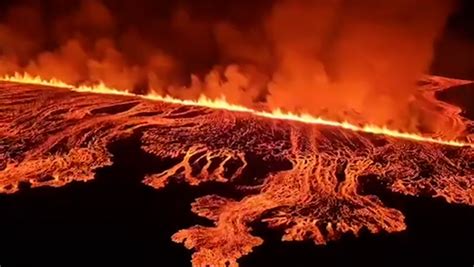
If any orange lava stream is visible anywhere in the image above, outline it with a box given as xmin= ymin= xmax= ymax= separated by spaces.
xmin=2 ymin=72 xmax=472 ymax=148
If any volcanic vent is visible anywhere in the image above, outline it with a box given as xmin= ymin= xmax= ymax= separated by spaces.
xmin=0 ymin=75 xmax=473 ymax=266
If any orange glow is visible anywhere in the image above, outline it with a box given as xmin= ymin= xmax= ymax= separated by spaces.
xmin=1 ymin=72 xmax=472 ymax=148
xmin=1 ymin=72 xmax=473 ymax=267
xmin=1 ymin=72 xmax=72 ymax=88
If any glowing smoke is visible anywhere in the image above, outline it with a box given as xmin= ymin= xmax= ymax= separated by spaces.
xmin=0 ymin=0 xmax=455 ymax=129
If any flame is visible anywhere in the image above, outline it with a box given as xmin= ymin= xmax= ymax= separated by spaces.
xmin=1 ymin=72 xmax=72 ymax=88
xmin=1 ymin=72 xmax=473 ymax=148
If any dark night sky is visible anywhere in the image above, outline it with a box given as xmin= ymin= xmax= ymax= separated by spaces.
xmin=432 ymin=0 xmax=474 ymax=79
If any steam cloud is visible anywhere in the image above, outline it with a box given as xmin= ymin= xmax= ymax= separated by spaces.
xmin=0 ymin=0 xmax=454 ymax=129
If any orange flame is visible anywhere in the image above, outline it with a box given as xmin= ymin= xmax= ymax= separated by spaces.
xmin=1 ymin=72 xmax=473 ymax=148
xmin=1 ymin=72 xmax=72 ymax=88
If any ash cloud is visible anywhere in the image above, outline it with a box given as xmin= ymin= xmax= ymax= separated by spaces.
xmin=0 ymin=0 xmax=454 ymax=129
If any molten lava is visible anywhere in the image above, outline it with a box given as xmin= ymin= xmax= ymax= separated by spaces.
xmin=0 ymin=74 xmax=473 ymax=267
xmin=1 ymin=72 xmax=472 ymax=148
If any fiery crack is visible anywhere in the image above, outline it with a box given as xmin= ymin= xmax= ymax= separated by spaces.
xmin=2 ymin=72 xmax=473 ymax=148
xmin=0 ymin=79 xmax=473 ymax=266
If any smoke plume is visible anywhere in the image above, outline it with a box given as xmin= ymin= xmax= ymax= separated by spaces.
xmin=0 ymin=0 xmax=454 ymax=129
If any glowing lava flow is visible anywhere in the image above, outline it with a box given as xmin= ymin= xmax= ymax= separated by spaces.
xmin=1 ymin=72 xmax=472 ymax=148
xmin=1 ymin=73 xmax=473 ymax=267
